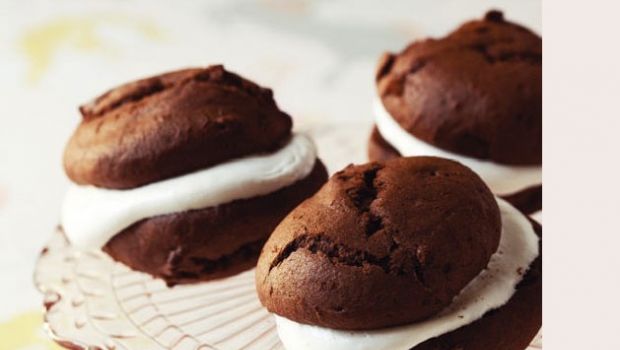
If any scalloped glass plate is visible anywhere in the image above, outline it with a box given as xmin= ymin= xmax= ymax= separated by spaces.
xmin=34 ymin=122 xmax=542 ymax=349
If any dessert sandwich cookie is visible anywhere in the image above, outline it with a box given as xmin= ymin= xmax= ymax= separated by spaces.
xmin=61 ymin=65 xmax=328 ymax=285
xmin=256 ymin=157 xmax=541 ymax=350
xmin=369 ymin=11 xmax=542 ymax=215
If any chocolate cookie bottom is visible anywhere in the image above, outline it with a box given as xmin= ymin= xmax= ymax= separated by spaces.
xmin=368 ymin=126 xmax=542 ymax=214
xmin=412 ymin=220 xmax=541 ymax=350
xmin=99 ymin=160 xmax=328 ymax=286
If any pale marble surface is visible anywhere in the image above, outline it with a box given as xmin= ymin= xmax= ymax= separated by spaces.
xmin=0 ymin=1 xmax=540 ymax=347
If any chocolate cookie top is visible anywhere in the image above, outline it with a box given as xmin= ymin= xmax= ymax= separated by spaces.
xmin=256 ymin=156 xmax=501 ymax=330
xmin=64 ymin=65 xmax=292 ymax=189
xmin=376 ymin=11 xmax=541 ymax=165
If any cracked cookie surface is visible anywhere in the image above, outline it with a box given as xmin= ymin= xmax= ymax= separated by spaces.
xmin=376 ymin=10 xmax=541 ymax=165
xmin=64 ymin=65 xmax=292 ymax=189
xmin=256 ymin=156 xmax=501 ymax=330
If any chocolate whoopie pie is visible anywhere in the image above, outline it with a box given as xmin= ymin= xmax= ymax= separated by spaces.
xmin=65 ymin=66 xmax=292 ymax=189
xmin=369 ymin=11 xmax=542 ymax=214
xmin=61 ymin=65 xmax=328 ymax=285
xmin=256 ymin=156 xmax=541 ymax=350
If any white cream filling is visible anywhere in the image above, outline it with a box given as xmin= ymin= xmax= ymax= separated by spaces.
xmin=61 ymin=133 xmax=318 ymax=249
xmin=374 ymin=99 xmax=541 ymax=195
xmin=275 ymin=197 xmax=539 ymax=350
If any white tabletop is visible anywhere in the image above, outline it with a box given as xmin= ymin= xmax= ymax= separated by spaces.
xmin=0 ymin=0 xmax=540 ymax=347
